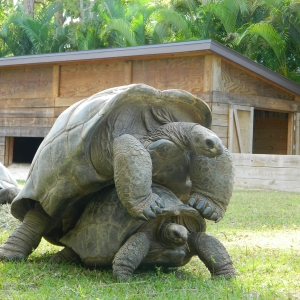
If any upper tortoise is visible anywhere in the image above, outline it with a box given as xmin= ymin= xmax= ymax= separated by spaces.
xmin=0 ymin=84 xmax=234 ymax=261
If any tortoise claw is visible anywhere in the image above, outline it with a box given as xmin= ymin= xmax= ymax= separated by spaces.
xmin=137 ymin=213 xmax=148 ymax=221
xmin=155 ymin=197 xmax=165 ymax=208
xmin=143 ymin=207 xmax=157 ymax=219
xmin=188 ymin=197 xmax=196 ymax=207
xmin=203 ymin=206 xmax=212 ymax=216
xmin=150 ymin=202 xmax=162 ymax=214
xmin=211 ymin=212 xmax=218 ymax=220
xmin=188 ymin=194 xmax=224 ymax=222
xmin=215 ymin=216 xmax=223 ymax=223
xmin=196 ymin=200 xmax=206 ymax=210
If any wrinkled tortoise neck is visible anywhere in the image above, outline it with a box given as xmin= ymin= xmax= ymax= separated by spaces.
xmin=148 ymin=122 xmax=196 ymax=151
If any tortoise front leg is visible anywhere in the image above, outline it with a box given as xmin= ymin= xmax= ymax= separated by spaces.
xmin=0 ymin=187 xmax=20 ymax=204
xmin=113 ymin=232 xmax=150 ymax=281
xmin=188 ymin=148 xmax=234 ymax=222
xmin=0 ymin=203 xmax=54 ymax=261
xmin=188 ymin=232 xmax=236 ymax=279
xmin=113 ymin=134 xmax=164 ymax=221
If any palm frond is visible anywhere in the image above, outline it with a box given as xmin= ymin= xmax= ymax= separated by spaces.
xmin=202 ymin=0 xmax=241 ymax=33
xmin=131 ymin=12 xmax=145 ymax=45
xmin=37 ymin=1 xmax=63 ymax=25
xmin=152 ymin=21 xmax=169 ymax=44
xmin=101 ymin=0 xmax=125 ymax=19
xmin=76 ymin=30 xmax=88 ymax=50
xmin=155 ymin=9 xmax=192 ymax=40
xmin=237 ymin=22 xmax=285 ymax=61
xmin=100 ymin=19 xmax=138 ymax=46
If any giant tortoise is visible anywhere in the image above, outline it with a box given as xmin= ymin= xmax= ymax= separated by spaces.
xmin=0 ymin=162 xmax=20 ymax=205
xmin=50 ymin=184 xmax=235 ymax=281
xmin=0 ymin=84 xmax=234 ymax=261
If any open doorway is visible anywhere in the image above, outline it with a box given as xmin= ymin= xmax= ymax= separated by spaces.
xmin=252 ymin=110 xmax=288 ymax=154
xmin=13 ymin=137 xmax=44 ymax=163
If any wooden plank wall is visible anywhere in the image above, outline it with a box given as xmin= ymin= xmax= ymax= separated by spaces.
xmin=132 ymin=56 xmax=205 ymax=94
xmin=0 ymin=52 xmax=299 ymax=165
xmin=233 ymin=153 xmax=300 ymax=192
xmin=220 ymin=61 xmax=295 ymax=100
xmin=0 ymin=55 xmax=207 ymax=164
xmin=0 ymin=66 xmax=55 ymax=163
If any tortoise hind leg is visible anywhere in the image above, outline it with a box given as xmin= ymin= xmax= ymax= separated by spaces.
xmin=0 ymin=187 xmax=20 ymax=204
xmin=49 ymin=247 xmax=80 ymax=264
xmin=0 ymin=203 xmax=54 ymax=261
xmin=189 ymin=232 xmax=236 ymax=279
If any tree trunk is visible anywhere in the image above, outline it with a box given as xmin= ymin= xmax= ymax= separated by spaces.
xmin=24 ymin=0 xmax=35 ymax=18
xmin=79 ymin=0 xmax=84 ymax=20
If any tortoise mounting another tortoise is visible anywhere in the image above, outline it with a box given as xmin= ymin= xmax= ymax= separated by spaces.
xmin=0 ymin=84 xmax=234 ymax=263
xmin=48 ymin=184 xmax=235 ymax=281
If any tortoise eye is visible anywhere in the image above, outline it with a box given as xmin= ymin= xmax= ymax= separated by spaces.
xmin=206 ymin=139 xmax=215 ymax=149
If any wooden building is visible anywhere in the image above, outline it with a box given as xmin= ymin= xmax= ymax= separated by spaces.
xmin=0 ymin=39 xmax=299 ymax=191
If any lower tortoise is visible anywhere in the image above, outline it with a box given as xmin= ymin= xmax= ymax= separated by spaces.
xmin=48 ymin=184 xmax=235 ymax=281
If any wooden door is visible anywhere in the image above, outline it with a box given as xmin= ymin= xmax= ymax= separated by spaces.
xmin=228 ymin=105 xmax=254 ymax=153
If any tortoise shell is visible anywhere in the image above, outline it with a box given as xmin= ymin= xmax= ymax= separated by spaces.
xmin=11 ymin=84 xmax=212 ymax=221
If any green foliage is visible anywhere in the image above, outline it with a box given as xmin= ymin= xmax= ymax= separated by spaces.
xmin=0 ymin=1 xmax=67 ymax=55
xmin=0 ymin=189 xmax=299 ymax=299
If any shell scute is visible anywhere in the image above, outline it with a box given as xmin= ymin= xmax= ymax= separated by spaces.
xmin=67 ymin=125 xmax=89 ymax=165
xmin=22 ymin=144 xmax=54 ymax=203
xmin=50 ymin=132 xmax=73 ymax=180
xmin=44 ymin=179 xmax=84 ymax=217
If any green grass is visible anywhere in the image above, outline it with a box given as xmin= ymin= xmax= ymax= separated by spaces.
xmin=0 ymin=190 xmax=299 ymax=300
xmin=16 ymin=180 xmax=26 ymax=187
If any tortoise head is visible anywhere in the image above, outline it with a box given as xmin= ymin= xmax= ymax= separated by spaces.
xmin=189 ymin=124 xmax=223 ymax=158
xmin=159 ymin=222 xmax=188 ymax=248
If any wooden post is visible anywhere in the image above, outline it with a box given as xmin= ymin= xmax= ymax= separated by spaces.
xmin=296 ymin=112 xmax=300 ymax=155
xmin=203 ymin=55 xmax=221 ymax=92
xmin=228 ymin=106 xmax=234 ymax=152
xmin=52 ymin=65 xmax=60 ymax=98
xmin=124 ymin=60 xmax=133 ymax=85
xmin=4 ymin=137 xmax=14 ymax=167
xmin=287 ymin=112 xmax=297 ymax=155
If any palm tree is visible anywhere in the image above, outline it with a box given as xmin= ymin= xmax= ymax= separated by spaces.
xmin=98 ymin=0 xmax=192 ymax=47
xmin=231 ymin=0 xmax=300 ymax=81
xmin=0 ymin=2 xmax=33 ymax=56
xmin=0 ymin=1 xmax=68 ymax=55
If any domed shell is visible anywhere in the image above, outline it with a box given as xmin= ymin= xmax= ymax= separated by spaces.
xmin=59 ymin=184 xmax=205 ymax=266
xmin=11 ymin=84 xmax=212 ymax=221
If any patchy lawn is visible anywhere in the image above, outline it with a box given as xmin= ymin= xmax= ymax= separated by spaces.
xmin=0 ymin=189 xmax=299 ymax=299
